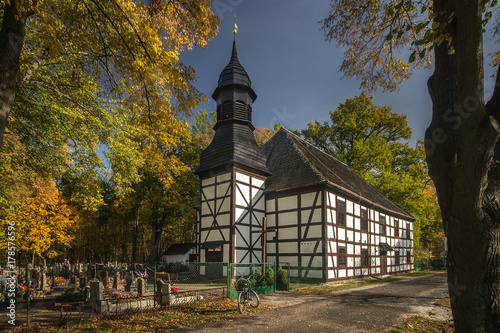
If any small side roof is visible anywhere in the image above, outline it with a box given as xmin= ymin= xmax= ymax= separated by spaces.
xmin=262 ymin=128 xmax=415 ymax=220
xmin=162 ymin=243 xmax=197 ymax=256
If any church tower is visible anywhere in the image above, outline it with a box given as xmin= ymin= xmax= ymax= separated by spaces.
xmin=196 ymin=41 xmax=270 ymax=264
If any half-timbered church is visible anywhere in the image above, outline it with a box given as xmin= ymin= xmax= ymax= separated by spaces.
xmin=195 ymin=41 xmax=415 ymax=282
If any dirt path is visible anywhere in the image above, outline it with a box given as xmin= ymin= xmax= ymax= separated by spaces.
xmin=172 ymin=272 xmax=450 ymax=333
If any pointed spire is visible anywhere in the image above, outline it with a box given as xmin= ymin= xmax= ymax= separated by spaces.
xmin=230 ymin=40 xmax=238 ymax=63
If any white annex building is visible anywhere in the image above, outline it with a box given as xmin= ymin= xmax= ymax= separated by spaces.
xmin=195 ymin=42 xmax=415 ymax=282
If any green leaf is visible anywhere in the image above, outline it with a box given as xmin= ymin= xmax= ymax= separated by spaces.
xmin=409 ymin=51 xmax=416 ymax=63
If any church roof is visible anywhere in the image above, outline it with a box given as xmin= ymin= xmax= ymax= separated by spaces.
xmin=162 ymin=243 xmax=196 ymax=256
xmin=196 ymin=123 xmax=270 ymax=176
xmin=262 ymin=128 xmax=415 ymax=220
xmin=212 ymin=41 xmax=256 ymax=101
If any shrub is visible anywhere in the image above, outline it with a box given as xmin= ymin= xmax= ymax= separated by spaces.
xmin=277 ymin=264 xmax=289 ymax=284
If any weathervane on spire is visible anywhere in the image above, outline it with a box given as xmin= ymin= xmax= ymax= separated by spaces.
xmin=233 ymin=13 xmax=238 ymax=39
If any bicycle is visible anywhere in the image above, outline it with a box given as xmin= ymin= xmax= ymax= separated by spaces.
xmin=236 ymin=276 xmax=260 ymax=314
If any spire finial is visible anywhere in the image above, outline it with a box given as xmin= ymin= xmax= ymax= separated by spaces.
xmin=233 ymin=13 xmax=238 ymax=40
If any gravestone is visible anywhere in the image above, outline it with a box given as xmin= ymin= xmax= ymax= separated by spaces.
xmin=112 ymin=272 xmax=121 ymax=290
xmin=88 ymin=280 xmax=104 ymax=313
xmin=125 ymin=271 xmax=133 ymax=292
xmin=100 ymin=271 xmax=109 ymax=289
xmin=80 ymin=274 xmax=88 ymax=289
xmin=70 ymin=276 xmax=79 ymax=292
xmin=40 ymin=273 xmax=49 ymax=292
xmin=137 ymin=278 xmax=145 ymax=296
xmin=155 ymin=281 xmax=171 ymax=306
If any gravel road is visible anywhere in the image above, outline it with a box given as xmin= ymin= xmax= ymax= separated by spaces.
xmin=172 ymin=272 xmax=450 ymax=333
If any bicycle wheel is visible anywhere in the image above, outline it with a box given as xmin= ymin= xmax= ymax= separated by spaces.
xmin=237 ymin=292 xmax=247 ymax=314
xmin=248 ymin=289 xmax=259 ymax=308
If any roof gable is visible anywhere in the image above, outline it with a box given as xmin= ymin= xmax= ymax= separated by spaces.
xmin=162 ymin=243 xmax=196 ymax=256
xmin=262 ymin=128 xmax=414 ymax=220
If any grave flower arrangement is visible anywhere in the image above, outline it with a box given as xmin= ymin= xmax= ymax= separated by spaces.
xmin=103 ymin=288 xmax=138 ymax=303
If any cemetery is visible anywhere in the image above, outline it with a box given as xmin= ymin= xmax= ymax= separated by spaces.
xmin=0 ymin=261 xmax=228 ymax=328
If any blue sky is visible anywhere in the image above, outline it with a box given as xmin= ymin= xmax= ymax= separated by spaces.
xmin=180 ymin=0 xmax=435 ymax=144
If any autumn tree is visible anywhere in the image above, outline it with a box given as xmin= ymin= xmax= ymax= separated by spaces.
xmin=322 ymin=1 xmax=500 ymax=331
xmin=299 ymin=94 xmax=442 ymax=252
xmin=0 ymin=1 xmax=219 ymax=215
xmin=0 ymin=181 xmax=77 ymax=265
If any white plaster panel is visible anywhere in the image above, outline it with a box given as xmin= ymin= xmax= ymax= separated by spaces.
xmin=251 ymin=188 xmax=265 ymax=207
xmin=266 ymin=200 xmax=276 ymax=213
xmin=236 ymin=250 xmax=248 ymax=263
xmin=267 ymin=256 xmax=276 ymax=262
xmin=305 ymin=270 xmax=323 ymax=279
xmin=328 ymin=192 xmax=336 ymax=207
xmin=252 ymin=177 xmax=265 ymax=188
xmin=202 ymin=177 xmax=215 ymax=186
xmin=354 ymin=203 xmax=360 ymax=216
xmin=302 ymin=225 xmax=322 ymax=239
xmin=216 ymin=183 xmax=230 ymax=198
xmin=203 ymin=186 xmax=215 ymax=200
xmin=200 ymin=216 xmax=213 ymax=228
xmin=217 ymin=173 xmax=231 ymax=182
xmin=236 ymin=172 xmax=250 ymax=183
xmin=354 ymin=217 xmax=360 ymax=230
xmin=201 ymin=200 xmax=214 ymax=215
xmin=355 ymin=245 xmax=361 ymax=255
xmin=346 ymin=230 xmax=354 ymax=242
xmin=280 ymin=256 xmax=298 ymax=263
xmin=328 ymin=256 xmax=334 ymax=268
xmin=338 ymin=270 xmax=347 ymax=278
xmin=206 ymin=231 xmax=223 ymax=242
xmin=329 ymin=241 xmax=337 ymax=253
xmin=252 ymin=250 xmax=262 ymax=262
xmin=346 ymin=200 xmax=354 ymax=214
xmin=327 ymin=208 xmax=335 ymax=223
xmin=347 ymin=215 xmax=354 ymax=229
xmin=279 ymin=242 xmax=298 ymax=253
xmin=267 ymin=243 xmax=276 ymax=254
xmin=217 ymin=198 xmax=230 ymax=213
xmin=278 ymin=196 xmax=298 ymax=210
xmin=235 ymin=208 xmax=245 ymax=222
xmin=380 ymin=236 xmax=386 ymax=243
xmin=338 ymin=228 xmax=345 ymax=241
xmin=217 ymin=214 xmax=230 ymax=226
xmin=267 ymin=214 xmax=276 ymax=227
xmin=279 ymin=211 xmax=298 ymax=226
xmin=355 ymin=257 xmax=361 ymax=267
xmin=252 ymin=211 xmax=265 ymax=227
xmin=328 ymin=270 xmax=335 ymax=279
xmin=347 ymin=244 xmax=354 ymax=255
xmin=301 ymin=192 xmax=317 ymax=207
xmin=279 ymin=227 xmax=298 ymax=239
xmin=236 ymin=225 xmax=250 ymax=247
xmin=348 ymin=269 xmax=354 ymax=277
xmin=235 ymin=186 xmax=247 ymax=207
xmin=301 ymin=208 xmax=322 ymax=224
xmin=327 ymin=224 xmax=335 ymax=239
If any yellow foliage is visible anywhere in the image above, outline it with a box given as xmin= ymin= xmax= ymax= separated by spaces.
xmin=0 ymin=181 xmax=78 ymax=259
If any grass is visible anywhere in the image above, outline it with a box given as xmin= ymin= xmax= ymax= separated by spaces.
xmin=388 ymin=316 xmax=454 ymax=332
xmin=5 ymin=299 xmax=273 ymax=333
xmin=294 ymin=277 xmax=400 ymax=295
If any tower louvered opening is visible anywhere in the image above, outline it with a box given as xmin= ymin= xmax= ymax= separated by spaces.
xmin=217 ymin=100 xmax=251 ymax=122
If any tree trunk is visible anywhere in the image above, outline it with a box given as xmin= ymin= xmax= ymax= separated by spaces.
xmin=426 ymin=0 xmax=500 ymax=331
xmin=0 ymin=2 xmax=27 ymax=148
xmin=148 ymin=212 xmax=167 ymax=262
